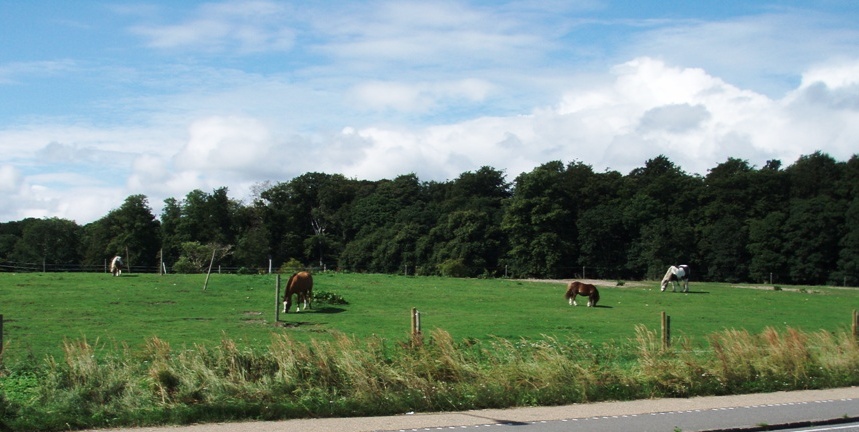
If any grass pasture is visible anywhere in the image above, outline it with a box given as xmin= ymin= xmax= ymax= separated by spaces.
xmin=1 ymin=272 xmax=857 ymax=361
xmin=1 ymin=272 xmax=858 ymax=431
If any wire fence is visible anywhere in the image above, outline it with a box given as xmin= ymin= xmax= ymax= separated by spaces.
xmin=1 ymin=260 xmax=856 ymax=287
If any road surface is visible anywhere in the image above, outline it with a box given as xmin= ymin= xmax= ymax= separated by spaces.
xmin=88 ymin=386 xmax=858 ymax=432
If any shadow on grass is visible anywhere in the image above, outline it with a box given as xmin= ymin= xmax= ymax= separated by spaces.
xmin=276 ymin=321 xmax=313 ymax=328
xmin=663 ymin=290 xmax=710 ymax=294
xmin=312 ymin=306 xmax=346 ymax=314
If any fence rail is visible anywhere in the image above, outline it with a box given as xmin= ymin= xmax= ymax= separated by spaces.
xmin=0 ymin=260 xmax=857 ymax=287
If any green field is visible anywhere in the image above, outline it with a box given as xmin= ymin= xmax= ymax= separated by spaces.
xmin=2 ymin=272 xmax=858 ymax=431
xmin=2 ymin=272 xmax=856 ymax=362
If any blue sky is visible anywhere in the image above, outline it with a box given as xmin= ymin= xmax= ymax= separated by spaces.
xmin=2 ymin=0 xmax=858 ymax=223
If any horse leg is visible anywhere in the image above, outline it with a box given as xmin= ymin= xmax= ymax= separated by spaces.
xmin=282 ymin=299 xmax=290 ymax=313
xmin=570 ymin=292 xmax=578 ymax=306
xmin=683 ymin=279 xmax=689 ymax=293
xmin=587 ymin=294 xmax=594 ymax=307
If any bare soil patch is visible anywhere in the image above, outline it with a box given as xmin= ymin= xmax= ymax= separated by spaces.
xmin=519 ymin=278 xmax=650 ymax=288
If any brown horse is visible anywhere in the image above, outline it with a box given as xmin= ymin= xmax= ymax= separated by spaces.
xmin=282 ymin=271 xmax=313 ymax=313
xmin=564 ymin=281 xmax=600 ymax=307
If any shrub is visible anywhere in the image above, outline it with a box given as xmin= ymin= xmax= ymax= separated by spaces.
xmin=278 ymin=258 xmax=304 ymax=274
xmin=438 ymin=259 xmax=469 ymax=278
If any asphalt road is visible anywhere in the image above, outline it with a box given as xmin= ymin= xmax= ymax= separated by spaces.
xmin=88 ymin=387 xmax=858 ymax=432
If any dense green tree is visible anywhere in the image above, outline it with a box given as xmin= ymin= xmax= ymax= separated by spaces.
xmin=160 ymin=197 xmax=183 ymax=267
xmin=787 ymin=151 xmax=843 ymax=200
xmin=260 ymin=173 xmax=363 ymax=267
xmin=0 ymin=219 xmax=27 ymax=266
xmin=697 ymin=158 xmax=754 ymax=282
xmin=81 ymin=195 xmax=160 ymax=270
xmin=621 ymin=156 xmax=700 ymax=278
xmin=428 ymin=210 xmax=502 ymax=276
xmin=11 ymin=217 xmax=81 ymax=269
xmin=177 ymin=188 xmax=237 ymax=247
xmin=3 ymin=152 xmax=858 ymax=282
xmin=502 ymin=161 xmax=574 ymax=278
xmin=577 ymin=203 xmax=629 ymax=279
xmin=837 ymin=198 xmax=859 ymax=286
xmin=783 ymin=196 xmax=843 ymax=285
xmin=747 ymin=211 xmax=788 ymax=284
xmin=782 ymin=153 xmax=846 ymax=284
xmin=232 ymin=203 xmax=270 ymax=271
xmin=836 ymin=155 xmax=859 ymax=285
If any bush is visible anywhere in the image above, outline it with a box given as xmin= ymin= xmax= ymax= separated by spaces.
xmin=313 ymin=291 xmax=348 ymax=305
xmin=3 ymin=327 xmax=859 ymax=431
xmin=172 ymin=257 xmax=199 ymax=274
xmin=278 ymin=258 xmax=304 ymax=274
xmin=439 ymin=259 xmax=469 ymax=278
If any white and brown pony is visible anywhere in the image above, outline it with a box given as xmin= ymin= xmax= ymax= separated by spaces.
xmin=564 ymin=281 xmax=600 ymax=307
xmin=661 ymin=265 xmax=689 ymax=292
xmin=110 ymin=255 xmax=124 ymax=276
xmin=282 ymin=271 xmax=313 ymax=313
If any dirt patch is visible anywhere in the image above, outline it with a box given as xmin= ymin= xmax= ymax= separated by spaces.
xmin=518 ymin=278 xmax=650 ymax=288
xmin=731 ymin=284 xmax=825 ymax=293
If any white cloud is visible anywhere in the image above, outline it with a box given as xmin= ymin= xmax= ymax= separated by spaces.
xmin=174 ymin=116 xmax=272 ymax=171
xmin=4 ymin=0 xmax=859 ymax=225
xmin=0 ymin=165 xmax=22 ymax=192
xmin=0 ymin=60 xmax=77 ymax=85
xmin=130 ymin=0 xmax=294 ymax=53
xmin=622 ymin=11 xmax=859 ymax=96
xmin=349 ymin=78 xmax=493 ymax=112
xmin=333 ymin=57 xmax=859 ymax=183
xmin=314 ymin=1 xmax=545 ymax=70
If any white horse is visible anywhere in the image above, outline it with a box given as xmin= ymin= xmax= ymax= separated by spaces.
xmin=661 ymin=264 xmax=689 ymax=292
xmin=110 ymin=255 xmax=124 ymax=276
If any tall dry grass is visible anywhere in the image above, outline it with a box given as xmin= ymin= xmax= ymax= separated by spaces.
xmin=2 ymin=327 xmax=858 ymax=432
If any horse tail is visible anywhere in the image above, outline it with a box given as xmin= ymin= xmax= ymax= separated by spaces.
xmin=592 ymin=287 xmax=600 ymax=303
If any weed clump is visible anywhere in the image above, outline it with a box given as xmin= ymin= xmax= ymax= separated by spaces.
xmin=2 ymin=327 xmax=858 ymax=431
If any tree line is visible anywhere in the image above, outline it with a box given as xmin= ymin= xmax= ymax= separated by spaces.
xmin=1 ymin=151 xmax=857 ymax=285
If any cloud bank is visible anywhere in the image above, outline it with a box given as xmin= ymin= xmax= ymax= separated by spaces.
xmin=1 ymin=1 xmax=858 ymax=223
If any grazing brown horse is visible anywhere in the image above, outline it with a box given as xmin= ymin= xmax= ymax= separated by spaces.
xmin=564 ymin=281 xmax=600 ymax=307
xmin=282 ymin=271 xmax=313 ymax=313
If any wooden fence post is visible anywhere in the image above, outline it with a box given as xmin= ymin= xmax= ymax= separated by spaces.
xmin=203 ymin=248 xmax=216 ymax=291
xmin=661 ymin=311 xmax=670 ymax=350
xmin=411 ymin=307 xmax=422 ymax=345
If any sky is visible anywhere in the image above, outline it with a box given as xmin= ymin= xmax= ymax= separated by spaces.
xmin=2 ymin=1 xmax=859 ymax=224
